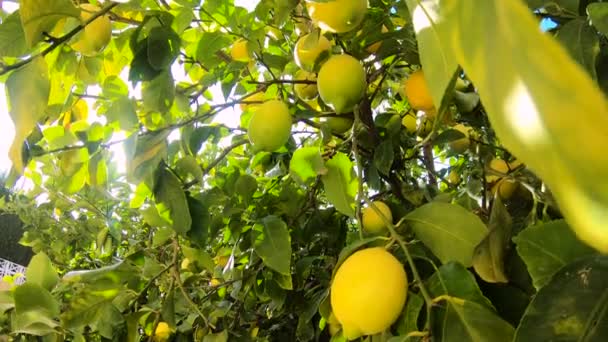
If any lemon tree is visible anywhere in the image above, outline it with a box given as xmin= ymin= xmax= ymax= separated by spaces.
xmin=1 ymin=0 xmax=607 ymax=341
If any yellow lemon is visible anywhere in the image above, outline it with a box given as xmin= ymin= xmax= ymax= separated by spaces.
xmin=486 ymin=158 xmax=509 ymax=183
xmin=401 ymin=113 xmax=417 ymax=134
xmin=317 ymin=54 xmax=367 ymax=114
xmin=248 ymin=100 xmax=292 ymax=152
xmin=403 ymin=70 xmax=435 ymax=111
xmin=449 ymin=124 xmax=472 ymax=154
xmin=240 ymin=92 xmax=265 ymax=112
xmin=231 ymin=39 xmax=252 ymax=62
xmin=331 ymin=247 xmax=407 ymax=339
xmin=328 ymin=312 xmax=341 ymax=336
xmin=492 ymin=178 xmax=518 ymax=200
xmin=361 ymin=201 xmax=392 ymax=234
xmin=154 ymin=322 xmax=172 ymax=342
xmin=294 ymin=70 xmax=318 ymax=100
xmin=69 ymin=4 xmax=112 ymax=56
xmin=214 ymin=255 xmax=230 ymax=267
xmin=323 ymin=116 xmax=354 ymax=134
xmin=306 ymin=0 xmax=368 ymax=33
xmin=209 ymin=278 xmax=221 ymax=287
xmin=366 ymin=25 xmax=389 ymax=54
xmin=294 ymin=33 xmax=332 ymax=71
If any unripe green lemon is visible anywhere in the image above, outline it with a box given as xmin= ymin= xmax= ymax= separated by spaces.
xmin=294 ymin=33 xmax=332 ymax=71
xmin=317 ymin=54 xmax=367 ymax=114
xmin=248 ymin=100 xmax=292 ymax=152
xmin=69 ymin=4 xmax=112 ymax=56
xmin=306 ymin=0 xmax=368 ymax=33
xmin=294 ymin=70 xmax=318 ymax=101
xmin=323 ymin=116 xmax=354 ymax=134
xmin=361 ymin=201 xmax=392 ymax=234
xmin=331 ymin=247 xmax=407 ymax=339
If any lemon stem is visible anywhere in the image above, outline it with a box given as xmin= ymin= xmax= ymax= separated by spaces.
xmin=352 ymin=106 xmax=365 ymax=239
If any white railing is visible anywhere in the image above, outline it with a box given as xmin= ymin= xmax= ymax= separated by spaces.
xmin=0 ymin=258 xmax=26 ymax=284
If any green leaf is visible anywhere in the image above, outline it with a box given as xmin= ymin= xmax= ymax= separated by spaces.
xmin=588 ymin=3 xmax=608 ymax=37
xmin=234 ymin=174 xmax=257 ymax=201
xmin=25 ymin=253 xmax=60 ymax=291
xmin=427 ymin=262 xmax=494 ymax=309
xmin=202 ymin=330 xmax=229 ymax=342
xmin=175 ymin=156 xmax=203 ymax=186
xmin=405 ymin=202 xmax=488 ymax=266
xmin=404 ymin=0 xmax=459 ymax=108
xmin=196 ymin=31 xmax=231 ymax=69
xmin=513 ymin=219 xmax=595 ymax=290
xmin=556 ymin=18 xmax=599 ymax=80
xmin=289 ymin=147 xmax=327 ymax=185
xmin=146 ymin=26 xmax=181 ymax=71
xmin=252 ymin=216 xmax=292 ymax=275
xmin=126 ymin=131 xmax=169 ymax=184
xmin=13 ymin=283 xmax=60 ymax=336
xmin=472 ymin=196 xmax=512 ymax=283
xmin=432 ymin=296 xmax=514 ymax=342
xmin=103 ymin=96 xmax=138 ymax=131
xmin=0 ymin=291 xmax=15 ymax=313
xmin=19 ymin=0 xmax=79 ymax=47
xmin=321 ymin=152 xmax=358 ymax=217
xmin=6 ymin=57 xmax=50 ymax=172
xmin=182 ymin=246 xmax=214 ymax=273
xmin=444 ymin=0 xmax=608 ymax=253
xmin=395 ymin=292 xmax=425 ymax=335
xmin=514 ymin=255 xmax=608 ymax=341
xmin=154 ymin=167 xmax=192 ymax=234
xmin=373 ymin=140 xmax=394 ymax=175
xmin=0 ymin=11 xmax=27 ymax=57
xmin=142 ymin=70 xmax=175 ymax=113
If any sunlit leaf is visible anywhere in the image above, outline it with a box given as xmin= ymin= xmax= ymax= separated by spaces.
xmin=25 ymin=253 xmax=59 ymax=291
xmin=289 ymin=147 xmax=327 ymax=185
xmin=0 ymin=11 xmax=27 ymax=57
xmin=154 ymin=167 xmax=192 ymax=234
xmin=321 ymin=152 xmax=358 ymax=217
xmin=252 ymin=216 xmax=292 ymax=275
xmin=19 ymin=0 xmax=79 ymax=47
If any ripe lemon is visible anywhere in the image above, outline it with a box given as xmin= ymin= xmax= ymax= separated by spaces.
xmin=328 ymin=312 xmax=341 ymax=336
xmin=317 ymin=54 xmax=367 ymax=114
xmin=401 ymin=113 xmax=417 ymax=134
xmin=294 ymin=33 xmax=332 ymax=72
xmin=240 ymin=92 xmax=265 ymax=112
xmin=486 ymin=158 xmax=509 ymax=183
xmin=361 ymin=201 xmax=392 ymax=234
xmin=231 ymin=39 xmax=252 ymax=62
xmin=323 ymin=116 xmax=354 ymax=134
xmin=403 ymin=70 xmax=435 ymax=111
xmin=294 ymin=70 xmax=318 ymax=100
xmin=491 ymin=178 xmax=518 ymax=200
xmin=449 ymin=124 xmax=472 ymax=154
xmin=306 ymin=0 xmax=368 ymax=33
xmin=366 ymin=25 xmax=389 ymax=54
xmin=248 ymin=100 xmax=292 ymax=152
xmin=154 ymin=322 xmax=172 ymax=342
xmin=209 ymin=278 xmax=221 ymax=287
xmin=69 ymin=4 xmax=112 ymax=56
xmin=331 ymin=247 xmax=407 ymax=339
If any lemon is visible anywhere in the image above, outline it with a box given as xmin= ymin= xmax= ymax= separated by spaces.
xmin=331 ymin=247 xmax=407 ymax=339
xmin=447 ymin=170 xmax=461 ymax=185
xmin=69 ymin=4 xmax=112 ymax=56
xmin=403 ymin=70 xmax=435 ymax=111
xmin=361 ymin=201 xmax=392 ymax=234
xmin=294 ymin=70 xmax=318 ymax=100
xmin=366 ymin=25 xmax=389 ymax=54
xmin=317 ymin=54 xmax=367 ymax=114
xmin=306 ymin=0 xmax=368 ymax=33
xmin=401 ymin=113 xmax=417 ymax=134
xmin=214 ymin=255 xmax=230 ymax=267
xmin=449 ymin=124 xmax=472 ymax=154
xmin=294 ymin=33 xmax=332 ymax=72
xmin=209 ymin=278 xmax=221 ymax=287
xmin=486 ymin=158 xmax=509 ymax=183
xmin=154 ymin=322 xmax=172 ymax=342
xmin=323 ymin=116 xmax=354 ymax=134
xmin=231 ymin=39 xmax=252 ymax=62
xmin=248 ymin=100 xmax=292 ymax=152
xmin=492 ymin=178 xmax=518 ymax=200
xmin=240 ymin=92 xmax=265 ymax=112
xmin=328 ymin=312 xmax=341 ymax=336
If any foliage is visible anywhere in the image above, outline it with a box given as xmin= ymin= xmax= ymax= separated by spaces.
xmin=0 ymin=0 xmax=607 ymax=341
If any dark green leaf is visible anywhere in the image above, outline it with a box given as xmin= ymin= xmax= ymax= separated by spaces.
xmin=142 ymin=70 xmax=175 ymax=113
xmin=373 ymin=140 xmax=394 ymax=175
xmin=427 ymin=262 xmax=494 ymax=309
xmin=252 ymin=216 xmax=292 ymax=275
xmin=556 ymin=18 xmax=599 ymax=80
xmin=588 ymin=3 xmax=608 ymax=37
xmin=154 ymin=167 xmax=192 ymax=234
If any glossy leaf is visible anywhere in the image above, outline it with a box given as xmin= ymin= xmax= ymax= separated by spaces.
xmin=289 ymin=147 xmax=327 ymax=185
xmin=514 ymin=255 xmax=608 ymax=341
xmin=472 ymin=196 xmax=512 ymax=283
xmin=513 ymin=219 xmax=595 ymax=290
xmin=427 ymin=262 xmax=494 ymax=309
xmin=321 ymin=152 xmax=358 ymax=217
xmin=6 ymin=57 xmax=50 ymax=172
xmin=252 ymin=216 xmax=292 ymax=275
xmin=445 ymin=0 xmax=608 ymax=252
xmin=406 ymin=202 xmax=488 ymax=266
xmin=556 ymin=18 xmax=599 ymax=80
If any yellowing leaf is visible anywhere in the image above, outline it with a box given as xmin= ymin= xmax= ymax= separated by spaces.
xmin=6 ymin=57 xmax=50 ymax=172
xmin=444 ymin=0 xmax=608 ymax=252
xmin=19 ymin=0 xmax=80 ymax=47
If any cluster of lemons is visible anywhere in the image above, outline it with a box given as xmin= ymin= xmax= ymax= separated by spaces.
xmin=234 ymin=0 xmax=374 ymax=152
